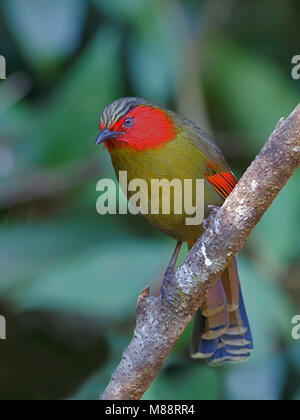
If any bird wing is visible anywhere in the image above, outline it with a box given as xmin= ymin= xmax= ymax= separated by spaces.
xmin=205 ymin=171 xmax=237 ymax=200
xmin=170 ymin=111 xmax=238 ymax=199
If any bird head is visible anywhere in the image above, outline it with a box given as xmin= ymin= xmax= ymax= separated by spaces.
xmin=96 ymin=97 xmax=177 ymax=151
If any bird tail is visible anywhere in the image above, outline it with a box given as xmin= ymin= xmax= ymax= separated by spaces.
xmin=190 ymin=257 xmax=253 ymax=366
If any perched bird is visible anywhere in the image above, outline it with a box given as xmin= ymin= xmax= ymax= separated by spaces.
xmin=96 ymin=97 xmax=253 ymax=365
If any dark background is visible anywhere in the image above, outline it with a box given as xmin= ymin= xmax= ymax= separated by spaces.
xmin=0 ymin=0 xmax=299 ymax=400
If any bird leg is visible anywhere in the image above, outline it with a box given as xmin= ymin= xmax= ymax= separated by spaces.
xmin=160 ymin=241 xmax=182 ymax=304
xmin=203 ymin=205 xmax=220 ymax=231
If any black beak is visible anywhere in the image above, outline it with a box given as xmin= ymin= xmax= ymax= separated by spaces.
xmin=95 ymin=128 xmax=121 ymax=145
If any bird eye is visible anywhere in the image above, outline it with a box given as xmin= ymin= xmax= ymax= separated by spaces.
xmin=123 ymin=117 xmax=134 ymax=128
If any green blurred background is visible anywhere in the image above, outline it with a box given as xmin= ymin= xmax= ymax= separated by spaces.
xmin=0 ymin=0 xmax=299 ymax=400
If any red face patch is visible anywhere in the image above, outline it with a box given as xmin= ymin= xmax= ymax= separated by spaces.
xmin=105 ymin=106 xmax=177 ymax=151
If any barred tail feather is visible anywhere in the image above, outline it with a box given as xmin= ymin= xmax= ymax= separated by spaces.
xmin=191 ymin=257 xmax=253 ymax=365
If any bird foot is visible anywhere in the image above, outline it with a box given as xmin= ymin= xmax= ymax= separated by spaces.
xmin=203 ymin=205 xmax=220 ymax=231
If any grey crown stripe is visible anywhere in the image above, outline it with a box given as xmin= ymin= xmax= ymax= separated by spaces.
xmin=100 ymin=97 xmax=150 ymax=128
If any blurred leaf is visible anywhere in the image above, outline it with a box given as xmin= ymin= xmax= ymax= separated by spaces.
xmin=288 ymin=342 xmax=300 ymax=373
xmin=249 ymin=170 xmax=300 ymax=265
xmin=205 ymin=39 xmax=299 ymax=153
xmin=92 ymin=0 xmax=150 ymax=23
xmin=172 ymin=318 xmax=193 ymax=354
xmin=0 ymin=214 xmax=136 ymax=293
xmin=37 ymin=27 xmax=123 ymax=165
xmin=224 ymin=355 xmax=286 ymax=400
xmin=70 ymin=365 xmax=112 ymax=400
xmin=0 ymin=27 xmax=123 ymax=172
xmin=238 ymin=256 xmax=294 ymax=361
xmin=128 ymin=34 xmax=175 ymax=104
xmin=71 ymin=332 xmax=132 ymax=399
xmin=0 ymin=73 xmax=31 ymax=119
xmin=95 ymin=0 xmax=182 ymax=104
xmin=3 ymin=0 xmax=87 ymax=70
xmin=143 ymin=361 xmax=220 ymax=400
xmin=9 ymin=240 xmax=170 ymax=319
xmin=292 ymin=389 xmax=300 ymax=401
xmin=0 ymin=305 xmax=109 ymax=400
xmin=127 ymin=3 xmax=183 ymax=104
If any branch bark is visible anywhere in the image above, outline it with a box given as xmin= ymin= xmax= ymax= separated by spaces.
xmin=100 ymin=104 xmax=300 ymax=400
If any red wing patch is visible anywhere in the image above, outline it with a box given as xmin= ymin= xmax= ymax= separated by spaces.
xmin=206 ymin=172 xmax=237 ymax=199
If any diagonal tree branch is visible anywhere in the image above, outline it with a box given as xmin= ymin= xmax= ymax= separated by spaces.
xmin=101 ymin=104 xmax=300 ymax=400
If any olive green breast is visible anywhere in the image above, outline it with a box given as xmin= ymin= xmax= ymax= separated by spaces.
xmin=109 ymin=135 xmax=224 ymax=242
